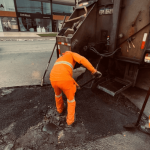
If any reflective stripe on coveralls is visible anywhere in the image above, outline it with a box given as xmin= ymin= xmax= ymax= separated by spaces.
xmin=51 ymin=81 xmax=76 ymax=125
xmin=58 ymin=42 xmax=71 ymax=46
xmin=54 ymin=61 xmax=73 ymax=70
xmin=67 ymin=99 xmax=75 ymax=103
xmin=50 ymin=51 xmax=97 ymax=83
xmin=55 ymin=92 xmax=64 ymax=114
xmin=55 ymin=93 xmax=62 ymax=98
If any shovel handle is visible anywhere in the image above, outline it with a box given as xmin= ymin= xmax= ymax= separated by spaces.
xmin=135 ymin=87 xmax=150 ymax=126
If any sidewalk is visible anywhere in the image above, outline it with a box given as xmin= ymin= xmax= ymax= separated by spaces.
xmin=0 ymin=40 xmax=57 ymax=88
xmin=0 ymin=32 xmax=56 ymax=41
xmin=0 ymin=32 xmax=57 ymax=38
xmin=0 ymin=37 xmax=56 ymax=41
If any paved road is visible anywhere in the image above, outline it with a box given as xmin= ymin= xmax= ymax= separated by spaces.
xmin=0 ymin=40 xmax=57 ymax=88
xmin=1 ymin=40 xmax=150 ymax=150
xmin=0 ymin=86 xmax=150 ymax=150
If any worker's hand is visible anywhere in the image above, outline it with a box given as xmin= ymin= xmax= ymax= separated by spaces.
xmin=93 ymin=71 xmax=102 ymax=78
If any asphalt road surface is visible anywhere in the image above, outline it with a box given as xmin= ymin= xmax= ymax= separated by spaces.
xmin=0 ymin=40 xmax=57 ymax=88
xmin=1 ymin=85 xmax=150 ymax=150
xmin=1 ymin=40 xmax=150 ymax=150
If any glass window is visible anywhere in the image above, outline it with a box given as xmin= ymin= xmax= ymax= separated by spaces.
xmin=16 ymin=0 xmax=51 ymax=15
xmin=43 ymin=2 xmax=51 ymax=15
xmin=0 ymin=0 xmax=15 ymax=12
xmin=1 ymin=17 xmax=18 ymax=32
xmin=52 ymin=4 xmax=73 ymax=15
xmin=18 ymin=17 xmax=52 ymax=32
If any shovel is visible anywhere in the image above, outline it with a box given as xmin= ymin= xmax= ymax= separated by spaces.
xmin=78 ymin=72 xmax=102 ymax=90
xmin=41 ymin=16 xmax=66 ymax=86
xmin=79 ymin=77 xmax=98 ymax=89
xmin=124 ymin=87 xmax=150 ymax=129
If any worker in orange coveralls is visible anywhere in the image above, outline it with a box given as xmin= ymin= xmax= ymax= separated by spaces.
xmin=50 ymin=49 xmax=102 ymax=127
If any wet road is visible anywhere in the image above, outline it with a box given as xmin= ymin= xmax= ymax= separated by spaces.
xmin=0 ymin=40 xmax=57 ymax=88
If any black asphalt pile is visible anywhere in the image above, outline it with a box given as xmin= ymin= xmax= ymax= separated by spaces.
xmin=0 ymin=86 xmax=55 ymax=138
xmin=0 ymin=85 xmax=139 ymax=150
xmin=13 ymin=111 xmax=87 ymax=150
xmin=76 ymin=88 xmax=139 ymax=137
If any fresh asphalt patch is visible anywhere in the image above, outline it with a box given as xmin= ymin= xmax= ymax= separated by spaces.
xmin=76 ymin=88 xmax=138 ymax=137
xmin=0 ymin=86 xmax=55 ymax=137
xmin=0 ymin=86 xmax=139 ymax=149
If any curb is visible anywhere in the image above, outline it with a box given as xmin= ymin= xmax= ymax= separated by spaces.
xmin=0 ymin=39 xmax=56 ymax=41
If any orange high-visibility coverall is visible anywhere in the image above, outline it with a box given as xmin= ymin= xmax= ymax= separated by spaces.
xmin=50 ymin=51 xmax=96 ymax=125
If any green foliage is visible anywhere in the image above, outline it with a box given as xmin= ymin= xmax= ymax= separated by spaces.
xmin=37 ymin=33 xmax=57 ymax=37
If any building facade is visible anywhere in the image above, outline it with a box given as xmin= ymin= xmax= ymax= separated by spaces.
xmin=0 ymin=0 xmax=74 ymax=32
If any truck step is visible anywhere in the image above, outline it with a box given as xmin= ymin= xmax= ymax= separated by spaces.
xmin=97 ymin=77 xmax=132 ymax=96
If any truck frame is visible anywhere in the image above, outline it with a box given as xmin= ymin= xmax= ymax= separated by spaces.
xmin=56 ymin=0 xmax=150 ymax=96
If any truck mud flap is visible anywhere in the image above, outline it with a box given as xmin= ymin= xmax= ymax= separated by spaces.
xmin=95 ymin=77 xmax=132 ymax=96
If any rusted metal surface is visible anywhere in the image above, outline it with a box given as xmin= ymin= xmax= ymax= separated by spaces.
xmin=55 ymin=0 xmax=150 ymax=94
xmin=71 ymin=4 xmax=97 ymax=53
xmin=95 ymin=0 xmax=114 ymax=45
xmin=57 ymin=36 xmax=72 ymax=44
xmin=57 ymin=0 xmax=122 ymax=54
xmin=56 ymin=1 xmax=96 ymax=55
xmin=109 ymin=0 xmax=122 ymax=52
xmin=124 ymin=63 xmax=139 ymax=87
xmin=117 ymin=0 xmax=150 ymax=63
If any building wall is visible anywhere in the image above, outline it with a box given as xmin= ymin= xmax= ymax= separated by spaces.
xmin=0 ymin=0 xmax=15 ymax=12
xmin=15 ymin=0 xmax=51 ymax=15
xmin=0 ymin=0 xmax=18 ymax=32
xmin=0 ymin=0 xmax=73 ymax=32
xmin=52 ymin=3 xmax=73 ymax=15
xmin=0 ymin=11 xmax=16 ymax=17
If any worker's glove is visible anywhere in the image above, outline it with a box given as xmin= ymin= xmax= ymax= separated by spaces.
xmin=77 ymin=85 xmax=81 ymax=90
xmin=93 ymin=71 xmax=102 ymax=78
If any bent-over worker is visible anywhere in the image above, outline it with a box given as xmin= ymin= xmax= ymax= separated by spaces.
xmin=50 ymin=50 xmax=101 ymax=126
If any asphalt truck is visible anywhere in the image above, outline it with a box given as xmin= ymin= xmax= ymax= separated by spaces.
xmin=55 ymin=0 xmax=150 ymax=96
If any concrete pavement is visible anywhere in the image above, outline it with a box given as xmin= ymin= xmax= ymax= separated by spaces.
xmin=0 ymin=40 xmax=86 ymax=88
xmin=0 ymin=37 xmax=55 ymax=41
xmin=64 ymin=130 xmax=150 ymax=150
xmin=0 ymin=32 xmax=57 ymax=37
xmin=0 ymin=40 xmax=57 ymax=88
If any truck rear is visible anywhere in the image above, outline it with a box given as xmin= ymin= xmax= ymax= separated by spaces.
xmin=56 ymin=0 xmax=150 ymax=96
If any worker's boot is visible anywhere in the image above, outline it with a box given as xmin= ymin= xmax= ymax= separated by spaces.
xmin=65 ymin=115 xmax=76 ymax=128
xmin=57 ymin=103 xmax=67 ymax=116
xmin=65 ymin=122 xmax=75 ymax=128
xmin=65 ymin=124 xmax=73 ymax=128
